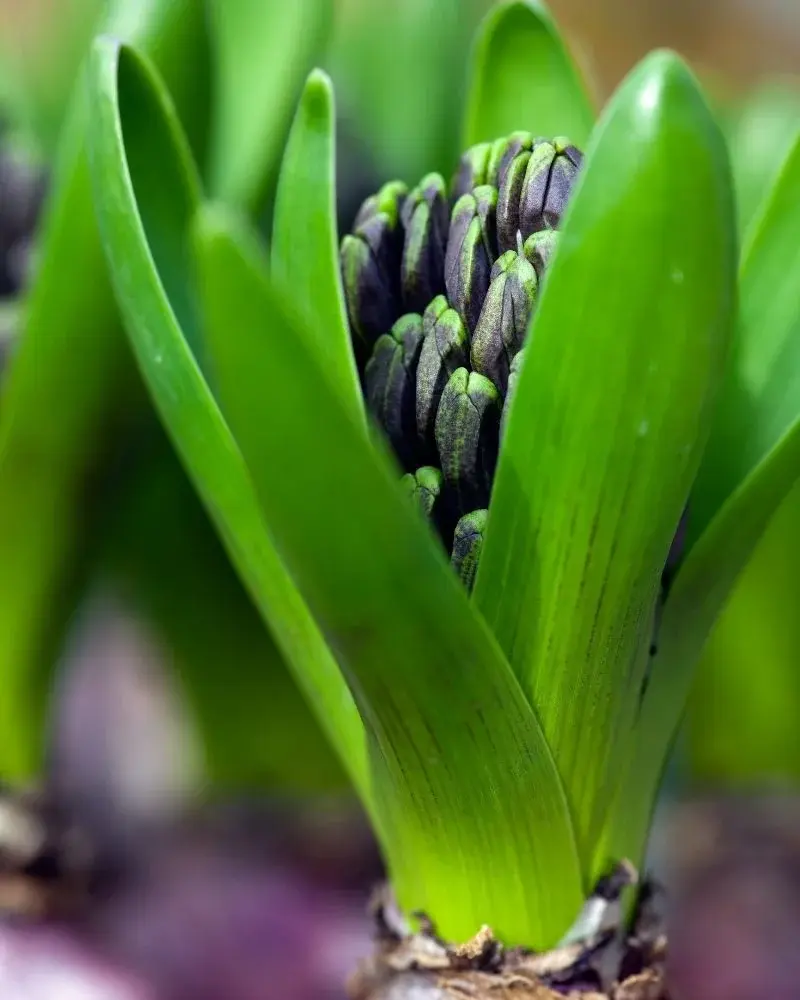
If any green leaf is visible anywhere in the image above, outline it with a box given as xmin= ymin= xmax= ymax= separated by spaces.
xmin=272 ymin=69 xmax=361 ymax=421
xmin=606 ymin=132 xmax=800 ymax=853
xmin=206 ymin=0 xmax=331 ymax=210
xmin=613 ymin=131 xmax=800 ymax=837
xmin=194 ymin=203 xmax=583 ymax=947
xmin=690 ymin=129 xmax=800 ymax=541
xmin=0 ymin=0 xmax=209 ymax=779
xmin=473 ymin=51 xmax=737 ymax=870
xmin=463 ymin=0 xmax=595 ymax=149
xmin=85 ymin=37 xmax=368 ymax=799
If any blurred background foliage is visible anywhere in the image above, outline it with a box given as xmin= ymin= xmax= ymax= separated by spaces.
xmin=0 ymin=0 xmax=799 ymax=800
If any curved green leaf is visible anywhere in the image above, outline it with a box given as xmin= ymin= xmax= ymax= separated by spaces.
xmin=207 ymin=0 xmax=331 ymax=210
xmin=463 ymin=0 xmax=595 ymax=149
xmin=690 ymin=130 xmax=800 ymax=540
xmin=272 ymin=69 xmax=361 ymax=420
xmin=474 ymin=51 xmax=737 ymax=869
xmin=609 ymin=130 xmax=800 ymax=843
xmin=86 ymin=37 xmax=368 ymax=798
xmin=0 ymin=0 xmax=209 ymax=779
xmin=194 ymin=204 xmax=582 ymax=947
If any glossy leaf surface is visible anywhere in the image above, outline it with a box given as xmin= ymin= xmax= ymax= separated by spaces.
xmin=0 ymin=0 xmax=209 ymax=777
xmin=195 ymin=204 xmax=583 ymax=947
xmin=86 ymin=37 xmax=368 ymax=797
xmin=474 ymin=51 xmax=737 ymax=868
xmin=691 ymin=130 xmax=800 ymax=540
xmin=207 ymin=0 xmax=331 ymax=209
xmin=272 ymin=69 xmax=361 ymax=420
xmin=463 ymin=0 xmax=595 ymax=149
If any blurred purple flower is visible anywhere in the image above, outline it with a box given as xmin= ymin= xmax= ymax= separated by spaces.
xmin=0 ymin=595 xmax=376 ymax=1000
xmin=0 ymin=923 xmax=153 ymax=1000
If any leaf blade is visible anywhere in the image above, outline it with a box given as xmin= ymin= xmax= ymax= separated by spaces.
xmin=271 ymin=69 xmax=362 ymax=421
xmin=195 ymin=204 xmax=583 ymax=947
xmin=612 ymin=128 xmax=800 ymax=842
xmin=690 ymin=129 xmax=800 ymax=540
xmin=463 ymin=0 xmax=595 ymax=149
xmin=207 ymin=0 xmax=331 ymax=209
xmin=86 ymin=36 xmax=369 ymax=798
xmin=474 ymin=51 xmax=737 ymax=868
xmin=0 ymin=0 xmax=209 ymax=779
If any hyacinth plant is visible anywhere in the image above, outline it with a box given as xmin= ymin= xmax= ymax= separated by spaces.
xmin=75 ymin=0 xmax=800 ymax=959
xmin=2 ymin=0 xmax=800 ymax=986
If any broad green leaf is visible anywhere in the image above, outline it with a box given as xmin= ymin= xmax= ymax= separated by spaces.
xmin=86 ymin=37 xmax=368 ymax=800
xmin=690 ymin=130 xmax=800 ymax=540
xmin=272 ymin=69 xmax=361 ymax=421
xmin=610 ymin=130 xmax=800 ymax=834
xmin=0 ymin=0 xmax=209 ymax=779
xmin=194 ymin=204 xmax=583 ymax=947
xmin=463 ymin=0 xmax=595 ymax=149
xmin=474 ymin=51 xmax=737 ymax=870
xmin=206 ymin=0 xmax=331 ymax=210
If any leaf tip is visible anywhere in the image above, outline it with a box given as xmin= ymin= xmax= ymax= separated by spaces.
xmin=626 ymin=48 xmax=713 ymax=122
xmin=301 ymin=66 xmax=334 ymax=117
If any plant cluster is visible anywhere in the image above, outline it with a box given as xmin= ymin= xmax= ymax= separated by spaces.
xmin=1 ymin=0 xmax=800 ymax=959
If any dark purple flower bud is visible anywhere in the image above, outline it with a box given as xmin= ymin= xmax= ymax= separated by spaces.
xmin=486 ymin=131 xmax=534 ymax=190
xmin=435 ymin=368 xmax=501 ymax=512
xmin=444 ymin=185 xmax=498 ymax=336
xmin=416 ymin=296 xmax=469 ymax=459
xmin=522 ymin=229 xmax=560 ymax=281
xmin=450 ymin=142 xmax=492 ymax=201
xmin=471 ymin=251 xmax=537 ymax=395
xmin=495 ymin=149 xmax=531 ymax=253
xmin=364 ymin=314 xmax=424 ymax=470
xmin=500 ymin=348 xmax=526 ymax=441
xmin=400 ymin=174 xmax=449 ymax=314
xmin=341 ymin=181 xmax=408 ymax=357
xmin=401 ymin=466 xmax=444 ymax=521
xmin=450 ymin=509 xmax=488 ymax=592
xmin=518 ymin=138 xmax=582 ymax=238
